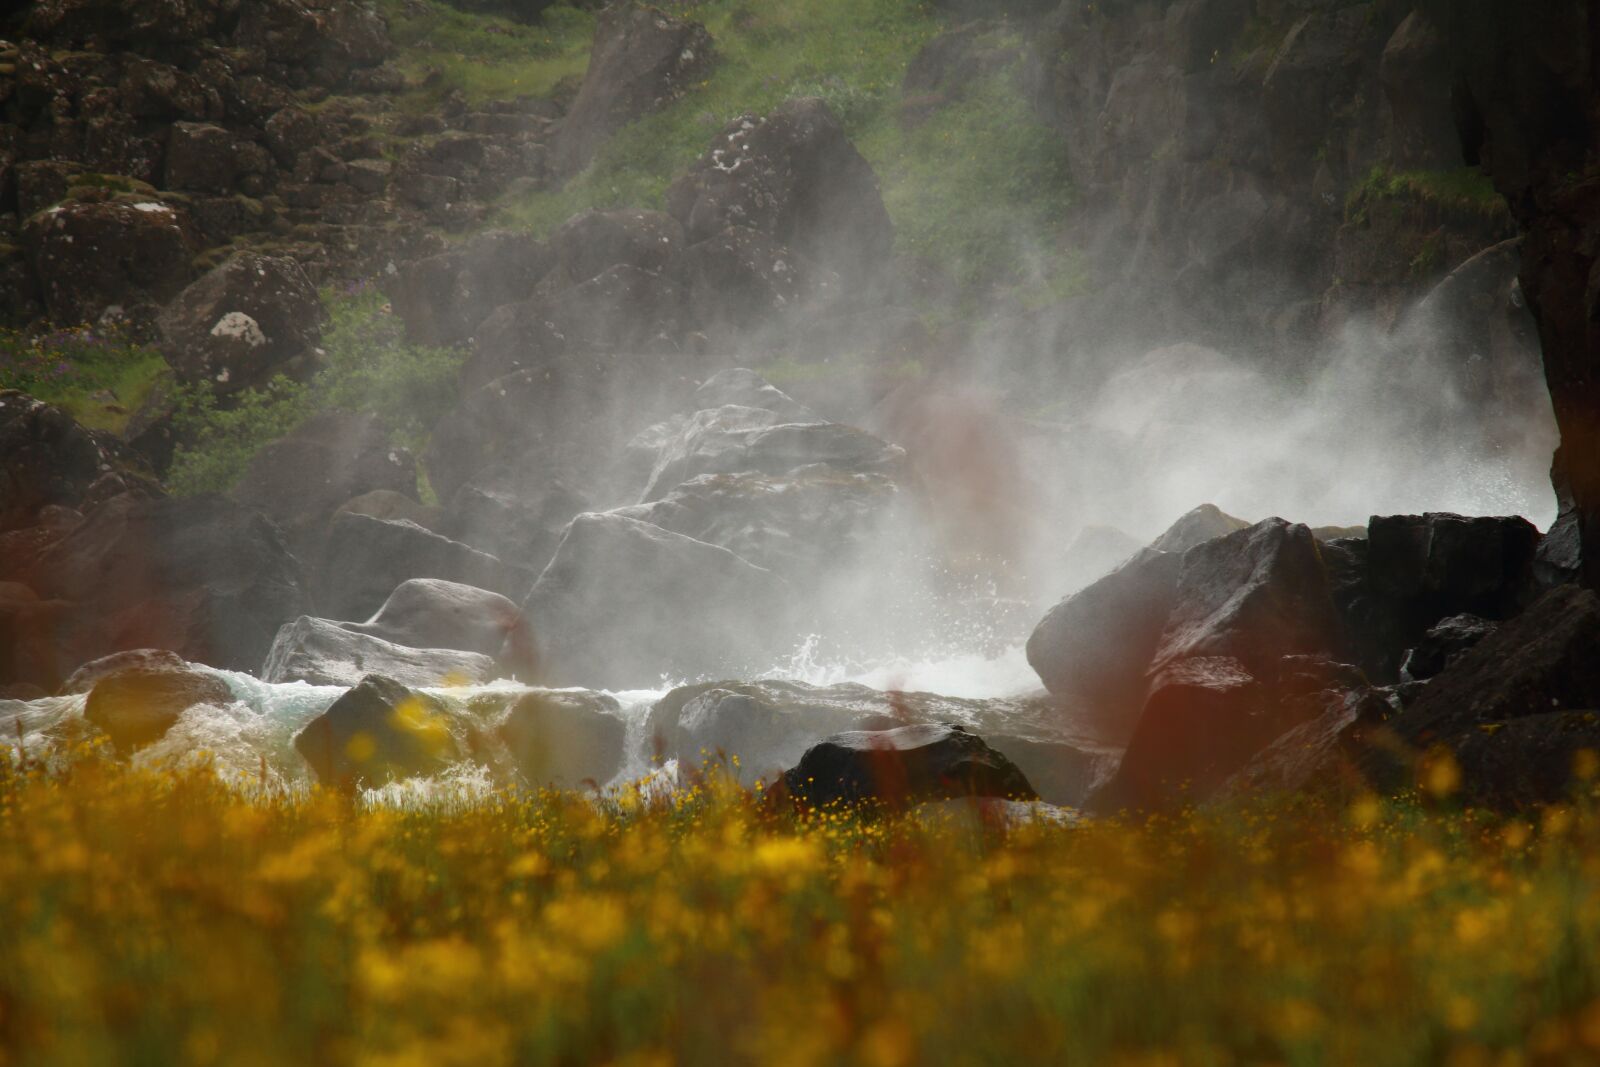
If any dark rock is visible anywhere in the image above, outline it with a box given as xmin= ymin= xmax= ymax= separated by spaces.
xmin=781 ymin=723 xmax=1037 ymax=810
xmin=1363 ymin=512 xmax=1540 ymax=677
xmin=15 ymin=159 xmax=83 ymax=219
xmin=495 ymin=689 xmax=627 ymax=789
xmin=339 ymin=578 xmax=527 ymax=661
xmin=165 ymin=122 xmax=270 ymax=194
xmin=1447 ymin=712 xmax=1600 ymax=809
xmin=262 ymin=615 xmax=497 ymax=688
xmin=523 ymin=512 xmax=791 ymax=688
xmin=232 ymin=411 xmax=417 ymax=541
xmin=24 ymin=494 xmax=308 ymax=675
xmin=1150 ymin=518 xmax=1344 ymax=679
xmin=1219 ymin=685 xmax=1394 ymax=800
xmin=22 ymin=197 xmax=195 ymax=325
xmin=317 ymin=512 xmax=534 ymax=623
xmin=82 ymin=658 xmax=233 ymax=752
xmin=293 ymin=675 xmax=462 ymax=789
xmin=1025 ymin=547 xmax=1181 ymax=732
xmin=0 ymin=391 xmax=126 ymax=533
xmin=235 ymin=0 xmax=392 ymax=87
xmin=1379 ymin=11 xmax=1459 ymax=169
xmin=666 ymin=97 xmax=894 ymax=290
xmin=157 ymin=252 xmax=326 ymax=397
xmin=460 ymin=262 xmax=687 ymax=394
xmin=681 ymin=225 xmax=813 ymax=336
xmin=1092 ymin=655 xmax=1369 ymax=812
xmin=22 ymin=0 xmax=224 ymax=50
xmin=548 ymin=207 xmax=682 ymax=286
xmin=549 ymin=3 xmax=714 ymax=178
xmin=1399 ymin=614 xmax=1498 ymax=683
xmin=1376 ymin=586 xmax=1600 ymax=755
xmin=388 ymin=229 xmax=554 ymax=347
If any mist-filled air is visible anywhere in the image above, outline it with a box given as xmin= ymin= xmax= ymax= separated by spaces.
xmin=3 ymin=1 xmax=1600 ymax=1063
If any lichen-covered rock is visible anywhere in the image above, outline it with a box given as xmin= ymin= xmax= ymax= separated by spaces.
xmin=262 ymin=615 xmax=497 ymax=688
xmin=158 ymin=251 xmax=325 ymax=396
xmin=666 ymin=97 xmax=894 ymax=290
xmin=22 ymin=198 xmax=196 ymax=325
xmin=550 ymin=3 xmax=714 ymax=178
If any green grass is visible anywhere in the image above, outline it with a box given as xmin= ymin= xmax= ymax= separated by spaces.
xmin=376 ymin=0 xmax=596 ymax=108
xmin=485 ymin=1 xmax=1074 ymax=297
xmin=1346 ymin=165 xmax=1508 ymax=225
xmin=0 ymin=327 xmax=171 ymax=434
xmin=165 ymin=286 xmax=464 ymax=496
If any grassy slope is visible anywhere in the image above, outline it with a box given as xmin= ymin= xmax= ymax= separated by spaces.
xmin=20 ymin=1 xmax=1075 ymax=493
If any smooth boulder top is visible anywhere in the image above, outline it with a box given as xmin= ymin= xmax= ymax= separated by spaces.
xmin=262 ymin=615 xmax=498 ymax=688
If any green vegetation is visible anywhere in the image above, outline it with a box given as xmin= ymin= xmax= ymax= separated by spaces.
xmin=1346 ymin=164 xmax=1508 ymax=224
xmin=484 ymin=1 xmax=1073 ymax=297
xmin=165 ymin=286 xmax=463 ymax=496
xmin=377 ymin=0 xmax=596 ymax=108
xmin=6 ymin=751 xmax=1600 ymax=1066
xmin=0 ymin=327 xmax=169 ymax=433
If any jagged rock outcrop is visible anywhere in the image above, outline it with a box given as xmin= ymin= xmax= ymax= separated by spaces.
xmin=261 ymin=614 xmax=498 ymax=688
xmin=666 ymin=97 xmax=894 ymax=291
xmin=317 ymin=511 xmax=534 ymax=622
xmin=339 ymin=578 xmax=530 ymax=663
xmin=550 ymin=3 xmax=714 ymax=179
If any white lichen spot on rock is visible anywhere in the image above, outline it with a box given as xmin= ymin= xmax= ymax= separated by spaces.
xmin=132 ymin=202 xmax=171 ymax=214
xmin=210 ymin=311 xmax=266 ymax=348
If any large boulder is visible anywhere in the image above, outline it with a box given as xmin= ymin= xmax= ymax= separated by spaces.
xmin=549 ymin=3 xmax=715 ymax=178
xmin=1149 ymin=503 xmax=1251 ymax=553
xmin=0 ymin=391 xmax=130 ymax=533
xmin=1092 ymin=655 xmax=1370 ymax=813
xmin=1025 ymin=547 xmax=1182 ymax=734
xmin=261 ymin=615 xmax=497 ymax=688
xmin=666 ymin=97 xmax=894 ymax=289
xmin=22 ymin=198 xmax=195 ymax=325
xmin=232 ymin=411 xmax=417 ymax=544
xmin=164 ymin=121 xmax=272 ymax=194
xmin=1354 ymin=512 xmax=1541 ymax=680
xmin=1446 ymin=712 xmax=1600 ymax=810
xmin=780 ymin=723 xmax=1038 ymax=810
xmin=387 ymin=230 xmax=555 ymax=348
xmin=494 ymin=689 xmax=629 ymax=789
xmin=637 ymin=404 xmax=905 ymax=503
xmin=680 ymin=225 xmax=818 ymax=338
xmin=648 ymin=678 xmax=1108 ymax=805
xmin=81 ymin=656 xmax=233 ymax=753
xmin=614 ymin=466 xmax=899 ymax=580
xmin=339 ymin=578 xmax=529 ymax=662
xmin=1399 ymin=614 xmax=1498 ymax=683
xmin=443 ymin=473 xmax=590 ymax=574
xmin=460 ymin=262 xmax=688 ymax=393
xmin=24 ymin=494 xmax=308 ymax=676
xmin=293 ymin=675 xmax=463 ymax=789
xmin=317 ymin=512 xmax=534 ymax=623
xmin=1150 ymin=517 xmax=1345 ymax=678
xmin=522 ymin=512 xmax=792 ymax=688
xmin=158 ymin=252 xmax=326 ymax=397
xmin=1375 ymin=586 xmax=1600 ymax=758
xmin=547 ymin=208 xmax=683 ymax=287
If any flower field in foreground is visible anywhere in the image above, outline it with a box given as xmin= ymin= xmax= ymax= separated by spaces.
xmin=2 ymin=754 xmax=1600 ymax=1067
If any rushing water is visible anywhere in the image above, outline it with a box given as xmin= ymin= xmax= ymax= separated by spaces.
xmin=0 ymin=634 xmax=1045 ymax=805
